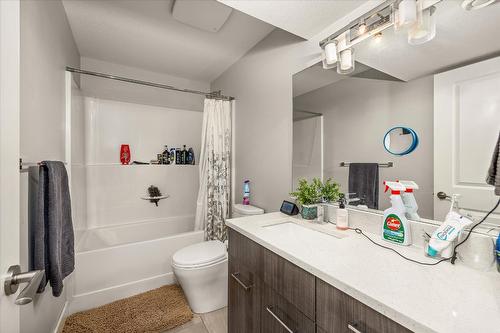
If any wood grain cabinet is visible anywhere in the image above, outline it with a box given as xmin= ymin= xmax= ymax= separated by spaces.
xmin=228 ymin=228 xmax=413 ymax=333
xmin=316 ymin=279 xmax=413 ymax=333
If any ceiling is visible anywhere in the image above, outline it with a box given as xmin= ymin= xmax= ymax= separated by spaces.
xmin=62 ymin=0 xmax=275 ymax=82
xmin=354 ymin=0 xmax=500 ymax=81
xmin=217 ymin=0 xmax=369 ymax=39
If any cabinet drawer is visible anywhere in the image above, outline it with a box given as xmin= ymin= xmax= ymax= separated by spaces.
xmin=316 ymin=279 xmax=412 ymax=333
xmin=228 ymin=228 xmax=263 ymax=280
xmin=228 ymin=256 xmax=262 ymax=333
xmin=261 ymin=284 xmax=315 ymax=333
xmin=263 ymin=248 xmax=315 ymax=320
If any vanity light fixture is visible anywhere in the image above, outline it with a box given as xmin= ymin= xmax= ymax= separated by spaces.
xmin=319 ymin=0 xmax=443 ymax=75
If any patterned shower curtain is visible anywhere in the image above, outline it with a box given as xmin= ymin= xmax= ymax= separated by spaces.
xmin=195 ymin=98 xmax=232 ymax=241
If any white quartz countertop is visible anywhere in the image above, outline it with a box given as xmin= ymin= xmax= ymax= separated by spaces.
xmin=226 ymin=212 xmax=500 ymax=333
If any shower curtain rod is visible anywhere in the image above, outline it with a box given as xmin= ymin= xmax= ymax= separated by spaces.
xmin=66 ymin=67 xmax=235 ymax=101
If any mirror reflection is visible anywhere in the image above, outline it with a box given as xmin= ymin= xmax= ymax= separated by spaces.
xmin=292 ymin=0 xmax=500 ymax=224
xmin=383 ymin=127 xmax=419 ymax=156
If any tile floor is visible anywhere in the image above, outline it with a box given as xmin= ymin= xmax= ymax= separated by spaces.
xmin=165 ymin=307 xmax=227 ymax=333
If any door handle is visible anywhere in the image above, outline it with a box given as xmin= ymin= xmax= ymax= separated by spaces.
xmin=4 ymin=265 xmax=44 ymax=305
xmin=436 ymin=192 xmax=450 ymax=200
xmin=266 ymin=306 xmax=294 ymax=333
xmin=231 ymin=272 xmax=253 ymax=291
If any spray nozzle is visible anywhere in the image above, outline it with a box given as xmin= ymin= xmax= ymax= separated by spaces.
xmin=384 ymin=181 xmax=406 ymax=195
xmin=397 ymin=180 xmax=419 ymax=193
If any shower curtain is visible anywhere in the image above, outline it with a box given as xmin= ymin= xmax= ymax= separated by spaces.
xmin=195 ymin=98 xmax=232 ymax=241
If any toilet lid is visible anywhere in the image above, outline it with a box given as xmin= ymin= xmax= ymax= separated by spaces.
xmin=173 ymin=240 xmax=227 ymax=268
xmin=233 ymin=204 xmax=264 ymax=215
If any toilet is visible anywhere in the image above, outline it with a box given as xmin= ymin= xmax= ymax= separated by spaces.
xmin=173 ymin=204 xmax=264 ymax=313
xmin=172 ymin=240 xmax=228 ymax=313
xmin=232 ymin=203 xmax=264 ymax=218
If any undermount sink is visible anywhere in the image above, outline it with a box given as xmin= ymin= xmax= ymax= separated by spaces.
xmin=263 ymin=221 xmax=346 ymax=242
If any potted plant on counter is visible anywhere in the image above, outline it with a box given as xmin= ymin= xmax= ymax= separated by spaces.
xmin=290 ymin=178 xmax=322 ymax=220
xmin=320 ymin=178 xmax=342 ymax=204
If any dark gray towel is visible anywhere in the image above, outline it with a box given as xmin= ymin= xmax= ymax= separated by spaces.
xmin=348 ymin=163 xmax=379 ymax=210
xmin=486 ymin=131 xmax=500 ymax=195
xmin=31 ymin=161 xmax=74 ymax=297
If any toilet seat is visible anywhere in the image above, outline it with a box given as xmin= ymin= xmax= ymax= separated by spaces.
xmin=172 ymin=240 xmax=227 ymax=269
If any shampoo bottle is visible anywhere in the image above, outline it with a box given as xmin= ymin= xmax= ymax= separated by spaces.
xmin=336 ymin=195 xmax=349 ymax=230
xmin=382 ymin=181 xmax=412 ymax=246
xmin=243 ymin=180 xmax=250 ymax=205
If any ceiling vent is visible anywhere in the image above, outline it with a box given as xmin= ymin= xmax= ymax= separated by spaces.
xmin=172 ymin=0 xmax=233 ymax=33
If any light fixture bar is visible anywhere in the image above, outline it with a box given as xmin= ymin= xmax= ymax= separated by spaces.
xmin=319 ymin=0 xmax=442 ymax=50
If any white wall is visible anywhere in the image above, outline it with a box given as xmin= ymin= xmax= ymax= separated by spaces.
xmin=84 ymin=98 xmax=202 ymax=228
xmin=211 ymin=30 xmax=320 ymax=212
xmin=292 ymin=116 xmax=322 ymax=190
xmin=80 ymin=57 xmax=210 ymax=112
xmin=20 ymin=1 xmax=80 ymax=332
xmin=294 ymin=76 xmax=434 ymax=218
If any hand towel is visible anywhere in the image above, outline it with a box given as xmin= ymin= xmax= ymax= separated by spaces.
xmin=486 ymin=131 xmax=500 ymax=195
xmin=31 ymin=161 xmax=74 ymax=297
xmin=348 ymin=163 xmax=380 ymax=210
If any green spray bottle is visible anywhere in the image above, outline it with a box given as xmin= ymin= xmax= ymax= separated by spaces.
xmin=382 ymin=181 xmax=412 ymax=246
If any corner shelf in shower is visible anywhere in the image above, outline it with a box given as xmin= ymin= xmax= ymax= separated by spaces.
xmin=140 ymin=195 xmax=170 ymax=201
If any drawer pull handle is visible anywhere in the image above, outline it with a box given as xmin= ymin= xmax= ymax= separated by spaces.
xmin=266 ymin=306 xmax=294 ymax=333
xmin=348 ymin=323 xmax=363 ymax=333
xmin=231 ymin=272 xmax=253 ymax=291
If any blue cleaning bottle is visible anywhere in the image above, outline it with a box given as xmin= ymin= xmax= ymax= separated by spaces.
xmin=496 ymin=233 xmax=500 ymax=273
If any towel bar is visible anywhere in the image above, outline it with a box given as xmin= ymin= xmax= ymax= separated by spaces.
xmin=340 ymin=162 xmax=393 ymax=168
xmin=19 ymin=158 xmax=67 ymax=173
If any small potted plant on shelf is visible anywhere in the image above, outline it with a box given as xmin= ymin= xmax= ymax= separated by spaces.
xmin=290 ymin=178 xmax=322 ymax=220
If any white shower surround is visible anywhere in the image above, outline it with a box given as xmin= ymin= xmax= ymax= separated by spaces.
xmin=66 ymin=94 xmax=206 ymax=313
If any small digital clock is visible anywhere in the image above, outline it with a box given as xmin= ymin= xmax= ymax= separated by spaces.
xmin=280 ymin=200 xmax=299 ymax=216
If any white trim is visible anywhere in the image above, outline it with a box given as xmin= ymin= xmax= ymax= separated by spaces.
xmin=53 ymin=301 xmax=69 ymax=333
xmin=68 ymin=272 xmax=176 ymax=315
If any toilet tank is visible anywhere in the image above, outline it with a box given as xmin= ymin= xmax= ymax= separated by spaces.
xmin=232 ymin=204 xmax=264 ymax=218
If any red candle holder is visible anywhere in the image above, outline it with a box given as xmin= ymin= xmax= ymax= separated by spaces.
xmin=120 ymin=144 xmax=131 ymax=165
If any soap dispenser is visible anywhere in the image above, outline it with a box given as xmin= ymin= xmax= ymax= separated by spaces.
xmin=336 ymin=194 xmax=349 ymax=230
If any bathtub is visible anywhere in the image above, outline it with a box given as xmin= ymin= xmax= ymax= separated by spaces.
xmin=68 ymin=216 xmax=204 ymax=314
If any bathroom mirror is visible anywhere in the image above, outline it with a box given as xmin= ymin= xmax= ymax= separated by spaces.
xmin=292 ymin=0 xmax=500 ymax=225
xmin=383 ymin=127 xmax=418 ymax=156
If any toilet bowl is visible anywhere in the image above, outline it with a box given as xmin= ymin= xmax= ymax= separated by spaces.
xmin=172 ymin=240 xmax=228 ymax=313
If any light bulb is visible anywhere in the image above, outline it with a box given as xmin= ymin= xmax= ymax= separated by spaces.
xmin=358 ymin=21 xmax=367 ymax=35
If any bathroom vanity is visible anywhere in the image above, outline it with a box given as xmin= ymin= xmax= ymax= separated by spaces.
xmin=227 ymin=212 xmax=500 ymax=333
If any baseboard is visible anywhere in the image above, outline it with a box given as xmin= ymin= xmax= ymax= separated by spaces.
xmin=68 ymin=272 xmax=176 ymax=315
xmin=53 ymin=301 xmax=69 ymax=333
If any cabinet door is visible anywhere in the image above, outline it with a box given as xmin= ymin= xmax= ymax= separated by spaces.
xmin=261 ymin=285 xmax=315 ymax=333
xmin=263 ymin=248 xmax=315 ymax=320
xmin=316 ymin=279 xmax=412 ymax=333
xmin=228 ymin=257 xmax=262 ymax=333
xmin=228 ymin=229 xmax=264 ymax=280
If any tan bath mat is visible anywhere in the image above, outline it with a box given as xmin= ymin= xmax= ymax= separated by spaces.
xmin=62 ymin=284 xmax=193 ymax=333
